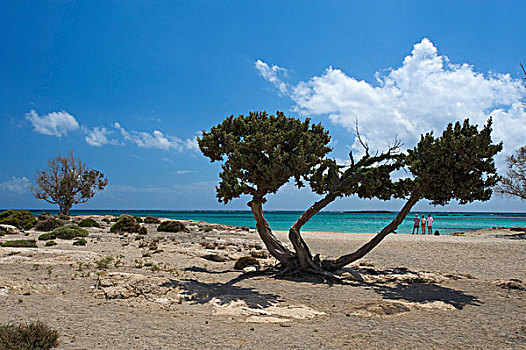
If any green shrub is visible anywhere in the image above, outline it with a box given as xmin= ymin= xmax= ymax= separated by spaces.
xmin=95 ymin=256 xmax=114 ymax=269
xmin=101 ymin=218 xmax=112 ymax=224
xmin=73 ymin=238 xmax=87 ymax=246
xmin=157 ymin=220 xmax=186 ymax=233
xmin=144 ymin=216 xmax=161 ymax=224
xmin=78 ymin=218 xmax=100 ymax=228
xmin=0 ymin=210 xmax=37 ymax=230
xmin=0 ymin=320 xmax=59 ymax=350
xmin=110 ymin=215 xmax=142 ymax=233
xmin=55 ymin=213 xmax=70 ymax=221
xmin=47 ymin=225 xmax=88 ymax=240
xmin=37 ymin=213 xmax=53 ymax=220
xmin=234 ymin=256 xmax=260 ymax=270
xmin=45 ymin=240 xmax=57 ymax=247
xmin=38 ymin=233 xmax=55 ymax=241
xmin=34 ymin=218 xmax=65 ymax=232
xmin=0 ymin=239 xmax=38 ymax=248
xmin=133 ymin=216 xmax=143 ymax=223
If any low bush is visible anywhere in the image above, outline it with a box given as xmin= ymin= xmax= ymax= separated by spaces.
xmin=0 ymin=209 xmax=37 ymax=230
xmin=144 ymin=216 xmax=161 ymax=224
xmin=73 ymin=238 xmax=87 ymax=246
xmin=110 ymin=215 xmax=142 ymax=234
xmin=39 ymin=225 xmax=89 ymax=241
xmin=34 ymin=217 xmax=65 ymax=232
xmin=0 ymin=239 xmax=38 ymax=248
xmin=133 ymin=216 xmax=143 ymax=223
xmin=101 ymin=218 xmax=112 ymax=224
xmin=0 ymin=320 xmax=59 ymax=350
xmin=78 ymin=218 xmax=100 ymax=228
xmin=234 ymin=256 xmax=260 ymax=270
xmin=55 ymin=214 xmax=70 ymax=221
xmin=37 ymin=213 xmax=53 ymax=220
xmin=45 ymin=240 xmax=57 ymax=247
xmin=157 ymin=220 xmax=186 ymax=233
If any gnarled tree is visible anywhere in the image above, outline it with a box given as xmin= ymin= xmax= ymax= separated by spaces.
xmin=199 ymin=111 xmax=501 ymax=277
xmin=32 ymin=152 xmax=108 ymax=215
xmin=495 ymin=146 xmax=526 ymax=200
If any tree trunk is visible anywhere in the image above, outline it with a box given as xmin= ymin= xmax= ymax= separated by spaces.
xmin=322 ymin=194 xmax=420 ymax=271
xmin=249 ymin=201 xmax=297 ymax=267
xmin=288 ymin=193 xmax=337 ymax=270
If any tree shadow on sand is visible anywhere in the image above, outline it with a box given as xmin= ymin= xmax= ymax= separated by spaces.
xmin=365 ymin=282 xmax=481 ymax=310
xmin=161 ymin=272 xmax=282 ymax=308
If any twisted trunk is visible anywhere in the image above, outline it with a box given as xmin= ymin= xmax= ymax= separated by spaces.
xmin=322 ymin=194 xmax=419 ymax=271
xmin=249 ymin=201 xmax=297 ymax=267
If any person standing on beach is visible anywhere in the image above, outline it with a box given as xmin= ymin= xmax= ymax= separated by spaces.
xmin=420 ymin=215 xmax=426 ymax=234
xmin=427 ymin=214 xmax=434 ymax=235
xmin=412 ymin=214 xmax=420 ymax=234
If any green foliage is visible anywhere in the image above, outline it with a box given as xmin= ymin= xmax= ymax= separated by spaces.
xmin=0 ymin=320 xmax=59 ymax=350
xmin=55 ymin=214 xmax=70 ymax=221
xmin=95 ymin=256 xmax=114 ymax=269
xmin=144 ymin=216 xmax=161 ymax=224
xmin=45 ymin=240 xmax=57 ymax=247
xmin=198 ymin=111 xmax=331 ymax=203
xmin=34 ymin=217 xmax=65 ymax=232
xmin=78 ymin=218 xmax=100 ymax=228
xmin=0 ymin=240 xmax=38 ymax=248
xmin=234 ymin=256 xmax=260 ymax=270
xmin=37 ymin=213 xmax=53 ymax=220
xmin=157 ymin=220 xmax=186 ymax=233
xmin=73 ymin=238 xmax=87 ymax=246
xmin=0 ymin=210 xmax=37 ymax=230
xmin=110 ymin=215 xmax=142 ymax=233
xmin=45 ymin=225 xmax=89 ymax=240
xmin=406 ymin=118 xmax=502 ymax=205
xmin=133 ymin=216 xmax=143 ymax=223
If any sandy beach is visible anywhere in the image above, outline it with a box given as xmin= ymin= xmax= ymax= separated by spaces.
xmin=1 ymin=216 xmax=525 ymax=349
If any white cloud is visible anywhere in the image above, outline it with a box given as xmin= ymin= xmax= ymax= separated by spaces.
xmin=0 ymin=176 xmax=30 ymax=194
xmin=256 ymin=38 xmax=526 ymax=162
xmin=176 ymin=170 xmax=196 ymax=175
xmin=255 ymin=59 xmax=289 ymax=94
xmin=25 ymin=110 xmax=80 ymax=137
xmin=112 ymin=122 xmax=197 ymax=152
xmin=85 ymin=126 xmax=119 ymax=147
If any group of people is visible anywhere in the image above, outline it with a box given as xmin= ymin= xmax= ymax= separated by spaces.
xmin=412 ymin=214 xmax=434 ymax=234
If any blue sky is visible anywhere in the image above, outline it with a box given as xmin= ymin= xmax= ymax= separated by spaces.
xmin=1 ymin=1 xmax=525 ymax=212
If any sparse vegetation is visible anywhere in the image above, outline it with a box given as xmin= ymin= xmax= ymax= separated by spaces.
xmin=78 ymin=218 xmax=100 ymax=228
xmin=73 ymin=238 xmax=87 ymax=246
xmin=157 ymin=220 xmax=186 ymax=233
xmin=110 ymin=215 xmax=143 ymax=234
xmin=234 ymin=256 xmax=260 ymax=270
xmin=0 ymin=239 xmax=38 ymax=248
xmin=0 ymin=209 xmax=37 ymax=230
xmin=144 ymin=216 xmax=161 ymax=224
xmin=95 ymin=256 xmax=114 ymax=269
xmin=0 ymin=320 xmax=59 ymax=350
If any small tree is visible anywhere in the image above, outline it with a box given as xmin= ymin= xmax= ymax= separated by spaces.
xmin=199 ymin=112 xmax=501 ymax=278
xmin=31 ymin=152 xmax=108 ymax=215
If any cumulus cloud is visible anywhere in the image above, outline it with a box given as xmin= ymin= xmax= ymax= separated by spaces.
xmin=25 ymin=110 xmax=80 ymax=137
xmin=113 ymin=122 xmax=196 ymax=152
xmin=256 ymin=38 xmax=526 ymax=160
xmin=0 ymin=176 xmax=30 ymax=194
xmin=85 ymin=126 xmax=119 ymax=147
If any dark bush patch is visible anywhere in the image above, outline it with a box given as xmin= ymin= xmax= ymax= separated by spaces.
xmin=0 ymin=210 xmax=37 ymax=230
xmin=234 ymin=256 xmax=260 ymax=270
xmin=34 ymin=218 xmax=65 ymax=232
xmin=45 ymin=240 xmax=57 ymax=247
xmin=40 ymin=225 xmax=89 ymax=240
xmin=37 ymin=213 xmax=53 ymax=221
xmin=110 ymin=215 xmax=142 ymax=234
xmin=133 ymin=216 xmax=143 ymax=223
xmin=73 ymin=238 xmax=87 ymax=246
xmin=157 ymin=220 xmax=186 ymax=233
xmin=55 ymin=214 xmax=70 ymax=221
xmin=0 ymin=320 xmax=59 ymax=350
xmin=101 ymin=218 xmax=112 ymax=224
xmin=0 ymin=239 xmax=38 ymax=248
xmin=78 ymin=218 xmax=100 ymax=228
xmin=144 ymin=216 xmax=161 ymax=224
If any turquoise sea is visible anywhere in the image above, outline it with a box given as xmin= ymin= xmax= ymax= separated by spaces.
xmin=27 ymin=210 xmax=526 ymax=235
